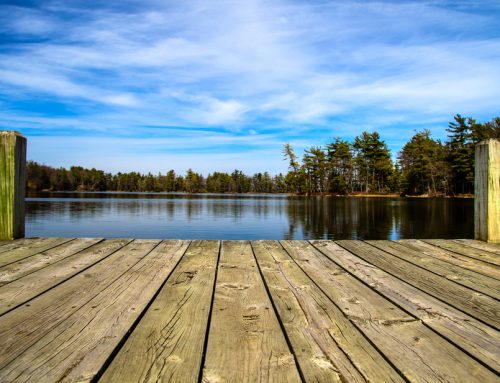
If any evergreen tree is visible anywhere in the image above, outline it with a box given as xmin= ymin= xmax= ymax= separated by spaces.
xmin=165 ymin=170 xmax=176 ymax=192
xmin=283 ymin=143 xmax=305 ymax=194
xmin=446 ymin=114 xmax=475 ymax=194
xmin=353 ymin=132 xmax=392 ymax=192
xmin=231 ymin=170 xmax=246 ymax=193
xmin=24 ymin=114 xmax=498 ymax=196
xmin=474 ymin=117 xmax=500 ymax=141
xmin=326 ymin=138 xmax=353 ymax=194
xmin=303 ymin=146 xmax=328 ymax=194
xmin=184 ymin=169 xmax=203 ymax=193
xmin=399 ymin=130 xmax=447 ymax=195
xmin=272 ymin=173 xmax=286 ymax=192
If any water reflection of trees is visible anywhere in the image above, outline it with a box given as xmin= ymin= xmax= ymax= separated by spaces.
xmin=395 ymin=198 xmax=473 ymax=239
xmin=285 ymin=197 xmax=395 ymax=239
xmin=26 ymin=195 xmax=473 ymax=240
xmin=285 ymin=197 xmax=473 ymax=240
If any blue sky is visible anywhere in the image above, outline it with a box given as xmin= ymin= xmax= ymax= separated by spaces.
xmin=1 ymin=0 xmax=499 ymax=174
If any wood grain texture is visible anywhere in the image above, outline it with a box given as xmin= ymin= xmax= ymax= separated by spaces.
xmin=100 ymin=240 xmax=216 ymax=383
xmin=253 ymin=240 xmax=404 ymax=383
xmin=337 ymin=240 xmax=500 ymax=330
xmin=0 ymin=238 xmax=102 ymax=285
xmin=0 ymin=239 xmax=151 ymax=370
xmin=367 ymin=240 xmax=500 ymax=298
xmin=0 ymin=238 xmax=498 ymax=381
xmin=0 ymin=237 xmax=74 ymax=267
xmin=475 ymin=139 xmax=500 ymax=243
xmin=313 ymin=241 xmax=500 ymax=372
xmin=0 ymin=131 xmax=26 ymax=240
xmin=397 ymin=239 xmax=500 ymax=280
xmin=353 ymin=320 xmax=498 ymax=382
xmin=0 ymin=238 xmax=129 ymax=315
xmin=0 ymin=238 xmax=41 ymax=250
xmin=423 ymin=239 xmax=500 ymax=267
xmin=0 ymin=240 xmax=190 ymax=383
xmin=281 ymin=240 xmax=413 ymax=323
xmin=286 ymin=241 xmax=498 ymax=382
xmin=452 ymin=239 xmax=500 ymax=255
xmin=202 ymin=241 xmax=301 ymax=383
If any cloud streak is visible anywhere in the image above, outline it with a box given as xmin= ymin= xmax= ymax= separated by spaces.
xmin=0 ymin=0 xmax=499 ymax=173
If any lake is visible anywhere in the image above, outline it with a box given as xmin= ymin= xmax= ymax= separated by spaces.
xmin=25 ymin=192 xmax=474 ymax=240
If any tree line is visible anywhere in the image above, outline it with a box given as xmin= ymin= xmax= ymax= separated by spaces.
xmin=27 ymin=164 xmax=288 ymax=194
xmin=27 ymin=114 xmax=499 ymax=196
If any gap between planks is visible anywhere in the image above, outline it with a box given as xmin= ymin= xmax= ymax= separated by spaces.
xmin=314 ymin=240 xmax=499 ymax=374
xmin=283 ymin=240 xmax=498 ymax=381
xmin=0 ymin=239 xmax=498 ymax=382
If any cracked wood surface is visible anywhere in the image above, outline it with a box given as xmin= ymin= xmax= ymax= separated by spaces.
xmin=423 ymin=239 xmax=500 ymax=267
xmin=0 ymin=237 xmax=74 ymax=267
xmin=284 ymin=240 xmax=498 ymax=382
xmin=100 ymin=240 xmax=217 ymax=383
xmin=452 ymin=239 xmax=500 ymax=255
xmin=253 ymin=240 xmax=404 ymax=383
xmin=312 ymin=240 xmax=500 ymax=373
xmin=0 ymin=240 xmax=189 ymax=382
xmin=337 ymin=240 xmax=500 ymax=330
xmin=202 ymin=241 xmax=301 ymax=382
xmin=396 ymin=239 xmax=500 ymax=280
xmin=0 ymin=238 xmax=131 ymax=315
xmin=0 ymin=240 xmax=153 ymax=373
xmin=0 ymin=238 xmax=498 ymax=382
xmin=0 ymin=238 xmax=102 ymax=286
xmin=367 ymin=240 xmax=500 ymax=298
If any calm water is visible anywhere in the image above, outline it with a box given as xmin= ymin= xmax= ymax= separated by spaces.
xmin=25 ymin=192 xmax=474 ymax=240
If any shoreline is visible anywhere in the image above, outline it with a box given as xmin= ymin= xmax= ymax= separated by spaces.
xmin=27 ymin=190 xmax=475 ymax=198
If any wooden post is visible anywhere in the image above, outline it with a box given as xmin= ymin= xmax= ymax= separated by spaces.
xmin=0 ymin=131 xmax=27 ymax=240
xmin=475 ymin=139 xmax=500 ymax=243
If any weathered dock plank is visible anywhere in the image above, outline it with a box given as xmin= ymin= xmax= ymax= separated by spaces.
xmin=0 ymin=240 xmax=189 ymax=382
xmin=253 ymin=240 xmax=404 ymax=383
xmin=0 ymin=239 xmax=151 ymax=370
xmin=0 ymin=237 xmax=102 ymax=285
xmin=0 ymin=237 xmax=74 ymax=267
xmin=0 ymin=238 xmax=130 ymax=315
xmin=313 ymin=240 xmax=500 ymax=372
xmin=423 ymin=239 xmax=500 ymax=267
xmin=337 ymin=240 xmax=500 ymax=330
xmin=202 ymin=241 xmax=301 ymax=382
xmin=281 ymin=240 xmax=414 ymax=322
xmin=0 ymin=237 xmax=41 ymax=250
xmin=0 ymin=238 xmax=498 ymax=382
xmin=367 ymin=240 xmax=500 ymax=298
xmin=291 ymin=241 xmax=498 ymax=382
xmin=100 ymin=240 xmax=216 ymax=383
xmin=396 ymin=239 xmax=500 ymax=280
xmin=452 ymin=239 xmax=500 ymax=255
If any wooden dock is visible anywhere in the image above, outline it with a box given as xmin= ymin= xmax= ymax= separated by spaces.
xmin=0 ymin=238 xmax=498 ymax=382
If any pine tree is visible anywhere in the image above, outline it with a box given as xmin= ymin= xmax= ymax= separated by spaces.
xmin=303 ymin=146 xmax=328 ymax=194
xmin=446 ymin=114 xmax=475 ymax=194
xmin=283 ymin=143 xmax=305 ymax=194
xmin=326 ymin=138 xmax=353 ymax=194
xmin=353 ymin=132 xmax=392 ymax=192
xmin=399 ymin=130 xmax=447 ymax=195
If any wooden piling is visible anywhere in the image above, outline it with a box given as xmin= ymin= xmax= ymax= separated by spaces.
xmin=0 ymin=131 xmax=27 ymax=240
xmin=475 ymin=139 xmax=500 ymax=243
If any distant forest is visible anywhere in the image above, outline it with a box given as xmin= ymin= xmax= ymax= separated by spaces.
xmin=27 ymin=114 xmax=499 ymax=196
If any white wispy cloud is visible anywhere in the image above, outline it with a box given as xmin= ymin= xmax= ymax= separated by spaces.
xmin=0 ymin=0 xmax=499 ymax=173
